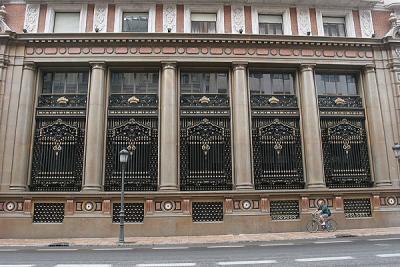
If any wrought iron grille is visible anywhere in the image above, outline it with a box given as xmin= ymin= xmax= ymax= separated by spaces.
xmin=321 ymin=118 xmax=372 ymax=188
xmin=105 ymin=118 xmax=158 ymax=191
xmin=30 ymin=118 xmax=85 ymax=191
xmin=252 ymin=118 xmax=304 ymax=190
xmin=180 ymin=118 xmax=232 ymax=191
xmin=37 ymin=94 xmax=87 ymax=109
xmin=270 ymin=200 xmax=300 ymax=220
xmin=344 ymin=199 xmax=372 ymax=218
xmin=250 ymin=94 xmax=298 ymax=109
xmin=112 ymin=203 xmax=144 ymax=223
xmin=192 ymin=202 xmax=224 ymax=222
xmin=33 ymin=203 xmax=65 ymax=223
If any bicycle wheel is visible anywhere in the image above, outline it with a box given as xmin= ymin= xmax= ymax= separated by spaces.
xmin=326 ymin=220 xmax=337 ymax=232
xmin=306 ymin=221 xmax=319 ymax=233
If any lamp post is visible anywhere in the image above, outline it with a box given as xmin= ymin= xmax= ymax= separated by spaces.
xmin=392 ymin=143 xmax=400 ymax=159
xmin=119 ymin=148 xmax=129 ymax=244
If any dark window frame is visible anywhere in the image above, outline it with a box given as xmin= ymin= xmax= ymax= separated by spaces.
xmin=316 ymin=73 xmax=359 ymax=96
xmin=110 ymin=71 xmax=159 ymax=94
xmin=249 ymin=71 xmax=295 ymax=95
xmin=41 ymin=71 xmax=89 ymax=95
xmin=180 ymin=71 xmax=229 ymax=94
xmin=122 ymin=12 xmax=149 ymax=32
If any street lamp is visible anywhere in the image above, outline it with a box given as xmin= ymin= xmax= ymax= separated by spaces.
xmin=119 ymin=148 xmax=129 ymax=244
xmin=392 ymin=143 xmax=400 ymax=159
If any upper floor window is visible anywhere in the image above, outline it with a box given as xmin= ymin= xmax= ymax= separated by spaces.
xmin=53 ymin=12 xmax=80 ymax=33
xmin=122 ymin=12 xmax=149 ymax=32
xmin=110 ymin=72 xmax=159 ymax=94
xmin=42 ymin=72 xmax=89 ymax=94
xmin=316 ymin=73 xmax=358 ymax=96
xmin=181 ymin=72 xmax=228 ymax=94
xmin=258 ymin=14 xmax=283 ymax=35
xmin=323 ymin=16 xmax=346 ymax=37
xmin=249 ymin=72 xmax=294 ymax=95
xmin=191 ymin=13 xmax=217 ymax=33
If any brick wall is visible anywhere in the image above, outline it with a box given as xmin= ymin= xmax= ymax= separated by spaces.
xmin=372 ymin=11 xmax=391 ymax=38
xmin=5 ymin=4 xmax=25 ymax=33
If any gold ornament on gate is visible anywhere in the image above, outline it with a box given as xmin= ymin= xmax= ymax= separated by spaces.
xmin=128 ymin=96 xmax=140 ymax=104
xmin=56 ymin=96 xmax=69 ymax=104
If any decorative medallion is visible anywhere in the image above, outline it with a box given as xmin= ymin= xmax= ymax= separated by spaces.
xmin=83 ymin=201 xmax=95 ymax=212
xmin=386 ymin=196 xmax=397 ymax=206
xmin=162 ymin=201 xmax=175 ymax=211
xmin=5 ymin=201 xmax=16 ymax=212
xmin=241 ymin=200 xmax=252 ymax=210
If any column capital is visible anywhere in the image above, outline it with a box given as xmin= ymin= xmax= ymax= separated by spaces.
xmin=161 ymin=61 xmax=177 ymax=70
xmin=89 ymin=61 xmax=106 ymax=70
xmin=232 ymin=61 xmax=248 ymax=71
xmin=364 ymin=64 xmax=376 ymax=73
xmin=23 ymin=61 xmax=36 ymax=71
xmin=299 ymin=64 xmax=316 ymax=72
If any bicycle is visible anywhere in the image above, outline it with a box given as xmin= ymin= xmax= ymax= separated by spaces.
xmin=306 ymin=211 xmax=337 ymax=232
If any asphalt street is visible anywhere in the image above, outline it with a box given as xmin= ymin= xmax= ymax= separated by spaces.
xmin=1 ymin=235 xmax=400 ymax=267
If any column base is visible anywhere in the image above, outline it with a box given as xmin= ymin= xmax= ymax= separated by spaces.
xmin=375 ymin=180 xmax=392 ymax=187
xmin=82 ymin=185 xmax=102 ymax=191
xmin=307 ymin=183 xmax=327 ymax=189
xmin=159 ymin=185 xmax=179 ymax=191
xmin=236 ymin=184 xmax=254 ymax=190
xmin=8 ymin=185 xmax=27 ymax=191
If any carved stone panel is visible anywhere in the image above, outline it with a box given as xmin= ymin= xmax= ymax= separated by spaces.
xmin=24 ymin=4 xmax=40 ymax=33
xmin=297 ymin=7 xmax=311 ymax=36
xmin=94 ymin=5 xmax=108 ymax=33
xmin=360 ymin=10 xmax=373 ymax=38
xmin=163 ymin=5 xmax=176 ymax=33
xmin=231 ymin=6 xmax=245 ymax=34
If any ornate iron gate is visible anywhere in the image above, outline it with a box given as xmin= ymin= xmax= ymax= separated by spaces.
xmin=251 ymin=94 xmax=304 ymax=190
xmin=318 ymin=95 xmax=372 ymax=188
xmin=30 ymin=93 xmax=87 ymax=192
xmin=105 ymin=91 xmax=158 ymax=191
xmin=104 ymin=118 xmax=158 ymax=191
xmin=180 ymin=76 xmax=232 ymax=191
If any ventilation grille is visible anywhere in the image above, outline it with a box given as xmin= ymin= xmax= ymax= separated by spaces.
xmin=33 ymin=203 xmax=65 ymax=223
xmin=344 ymin=198 xmax=372 ymax=218
xmin=270 ymin=200 xmax=299 ymax=220
xmin=192 ymin=202 xmax=224 ymax=222
xmin=112 ymin=203 xmax=144 ymax=223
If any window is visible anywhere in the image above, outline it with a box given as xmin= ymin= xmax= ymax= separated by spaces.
xmin=316 ymin=73 xmax=358 ymax=96
xmin=42 ymin=72 xmax=89 ymax=94
xmin=323 ymin=16 xmax=346 ymax=37
xmin=258 ymin=14 xmax=283 ymax=35
xmin=122 ymin=12 xmax=149 ymax=32
xmin=181 ymin=72 xmax=228 ymax=94
xmin=191 ymin=13 xmax=217 ymax=33
xmin=110 ymin=72 xmax=159 ymax=94
xmin=53 ymin=12 xmax=80 ymax=33
xmin=249 ymin=72 xmax=294 ymax=95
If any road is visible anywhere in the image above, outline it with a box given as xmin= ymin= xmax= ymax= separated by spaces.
xmin=0 ymin=235 xmax=400 ymax=266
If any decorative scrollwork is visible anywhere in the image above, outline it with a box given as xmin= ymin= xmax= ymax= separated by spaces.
xmin=37 ymin=94 xmax=87 ymax=109
xmin=250 ymin=94 xmax=298 ymax=108
xmin=318 ymin=95 xmax=363 ymax=109
xmin=109 ymin=94 xmax=158 ymax=108
xmin=321 ymin=118 xmax=372 ymax=188
xmin=180 ymin=94 xmax=229 ymax=107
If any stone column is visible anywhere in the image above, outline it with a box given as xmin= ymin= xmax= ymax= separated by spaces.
xmin=298 ymin=64 xmax=326 ymax=188
xmin=231 ymin=62 xmax=253 ymax=190
xmin=9 ymin=62 xmax=36 ymax=191
xmin=159 ymin=62 xmax=179 ymax=191
xmin=364 ymin=65 xmax=391 ymax=187
xmin=83 ymin=62 xmax=106 ymax=191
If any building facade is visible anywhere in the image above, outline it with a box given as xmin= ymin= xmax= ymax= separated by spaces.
xmin=0 ymin=0 xmax=400 ymax=238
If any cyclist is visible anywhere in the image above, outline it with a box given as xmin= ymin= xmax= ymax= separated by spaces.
xmin=316 ymin=200 xmax=331 ymax=228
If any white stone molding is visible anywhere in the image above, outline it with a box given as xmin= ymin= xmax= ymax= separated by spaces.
xmin=359 ymin=9 xmax=374 ymax=38
xmin=297 ymin=7 xmax=311 ymax=36
xmin=251 ymin=6 xmax=292 ymax=35
xmin=93 ymin=4 xmax=108 ymax=33
xmin=231 ymin=5 xmax=245 ymax=34
xmin=0 ymin=5 xmax=11 ymax=32
xmin=163 ymin=4 xmax=176 ymax=33
xmin=44 ymin=4 xmax=88 ymax=33
xmin=23 ymin=4 xmax=40 ymax=33
xmin=316 ymin=9 xmax=356 ymax=37
xmin=114 ymin=4 xmax=156 ymax=32
xmin=184 ymin=5 xmax=224 ymax=33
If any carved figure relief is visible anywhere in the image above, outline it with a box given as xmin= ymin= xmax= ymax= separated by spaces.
xmin=231 ymin=6 xmax=245 ymax=34
xmin=163 ymin=5 xmax=176 ymax=33
xmin=94 ymin=5 xmax=107 ymax=32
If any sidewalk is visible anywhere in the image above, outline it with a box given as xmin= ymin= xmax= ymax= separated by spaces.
xmin=1 ymin=227 xmax=400 ymax=247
